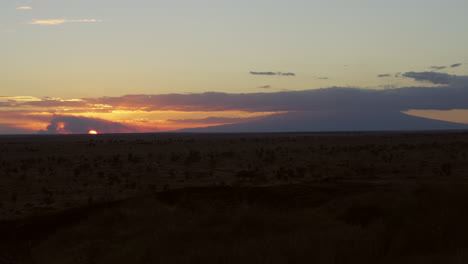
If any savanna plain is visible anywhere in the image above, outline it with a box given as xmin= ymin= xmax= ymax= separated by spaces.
xmin=1 ymin=132 xmax=468 ymax=263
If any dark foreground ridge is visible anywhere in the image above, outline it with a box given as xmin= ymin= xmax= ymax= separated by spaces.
xmin=2 ymin=182 xmax=468 ymax=263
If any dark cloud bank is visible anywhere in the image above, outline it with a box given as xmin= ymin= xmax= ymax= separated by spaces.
xmin=88 ymin=72 xmax=468 ymax=113
xmin=0 ymin=124 xmax=34 ymax=135
xmin=177 ymin=72 xmax=468 ymax=132
xmin=36 ymin=71 xmax=468 ymax=133
xmin=402 ymin=71 xmax=455 ymax=85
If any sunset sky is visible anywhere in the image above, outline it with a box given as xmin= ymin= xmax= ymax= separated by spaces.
xmin=1 ymin=0 xmax=468 ymax=134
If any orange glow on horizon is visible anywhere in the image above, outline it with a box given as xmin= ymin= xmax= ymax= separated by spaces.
xmin=0 ymin=107 xmax=287 ymax=133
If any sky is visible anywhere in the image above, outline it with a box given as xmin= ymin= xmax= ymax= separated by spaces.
xmin=1 ymin=0 xmax=468 ymax=134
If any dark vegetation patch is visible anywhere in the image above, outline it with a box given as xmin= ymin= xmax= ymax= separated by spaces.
xmin=155 ymin=184 xmax=350 ymax=210
xmin=2 ymin=182 xmax=468 ymax=263
xmin=339 ymin=205 xmax=385 ymax=227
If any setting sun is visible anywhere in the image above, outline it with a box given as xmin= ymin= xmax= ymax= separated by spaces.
xmin=88 ymin=130 xmax=98 ymax=135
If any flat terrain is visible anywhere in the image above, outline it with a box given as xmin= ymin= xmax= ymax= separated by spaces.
xmin=1 ymin=131 xmax=468 ymax=263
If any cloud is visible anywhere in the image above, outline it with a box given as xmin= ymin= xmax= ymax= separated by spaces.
xmin=29 ymin=19 xmax=103 ymax=26
xmin=21 ymin=99 xmax=90 ymax=108
xmin=317 ymin=77 xmax=329 ymax=80
xmin=402 ymin=71 xmax=454 ymax=85
xmin=82 ymin=73 xmax=468 ymax=113
xmin=38 ymin=116 xmax=138 ymax=134
xmin=0 ymin=96 xmax=42 ymax=103
xmin=29 ymin=19 xmax=66 ymax=25
xmin=0 ymin=96 xmax=111 ymax=113
xmin=451 ymin=63 xmax=462 ymax=68
xmin=257 ymin=85 xmax=272 ymax=89
xmin=250 ymin=72 xmax=277 ymax=76
xmin=249 ymin=71 xmax=296 ymax=76
xmin=2 ymin=71 xmax=468 ymax=134
xmin=0 ymin=124 xmax=34 ymax=134
xmin=430 ymin=66 xmax=446 ymax=70
xmin=3 ymin=72 xmax=468 ymax=115
xmin=167 ymin=116 xmax=262 ymax=125
xmin=0 ymin=111 xmax=54 ymax=123
xmin=377 ymin=74 xmax=392 ymax=78
xmin=16 ymin=6 xmax=32 ymax=10
xmin=0 ymin=102 xmax=13 ymax=107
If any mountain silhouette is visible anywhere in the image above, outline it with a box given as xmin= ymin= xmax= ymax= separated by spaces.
xmin=178 ymin=111 xmax=468 ymax=133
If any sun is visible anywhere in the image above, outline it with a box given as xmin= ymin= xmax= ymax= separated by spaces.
xmin=88 ymin=130 xmax=98 ymax=135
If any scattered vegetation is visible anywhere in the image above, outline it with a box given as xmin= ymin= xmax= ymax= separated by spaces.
xmin=1 ymin=131 xmax=468 ymax=263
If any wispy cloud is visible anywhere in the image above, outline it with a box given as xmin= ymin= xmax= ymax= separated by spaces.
xmin=257 ymin=85 xmax=272 ymax=89
xmin=0 ymin=96 xmax=43 ymax=102
xmin=251 ymin=72 xmax=275 ymax=76
xmin=377 ymin=74 xmax=391 ymax=78
xmin=29 ymin=19 xmax=103 ymax=26
xmin=429 ymin=66 xmax=446 ymax=70
xmin=451 ymin=63 xmax=462 ymax=68
xmin=250 ymin=71 xmax=296 ymax=76
xmin=16 ymin=6 xmax=32 ymax=10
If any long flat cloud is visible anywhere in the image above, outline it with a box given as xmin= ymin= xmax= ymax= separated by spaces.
xmin=167 ymin=116 xmax=262 ymax=124
xmin=29 ymin=19 xmax=103 ymax=25
xmin=250 ymin=71 xmax=296 ymax=76
xmin=90 ymin=71 xmax=467 ymax=112
xmin=5 ymin=71 xmax=468 ymax=114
